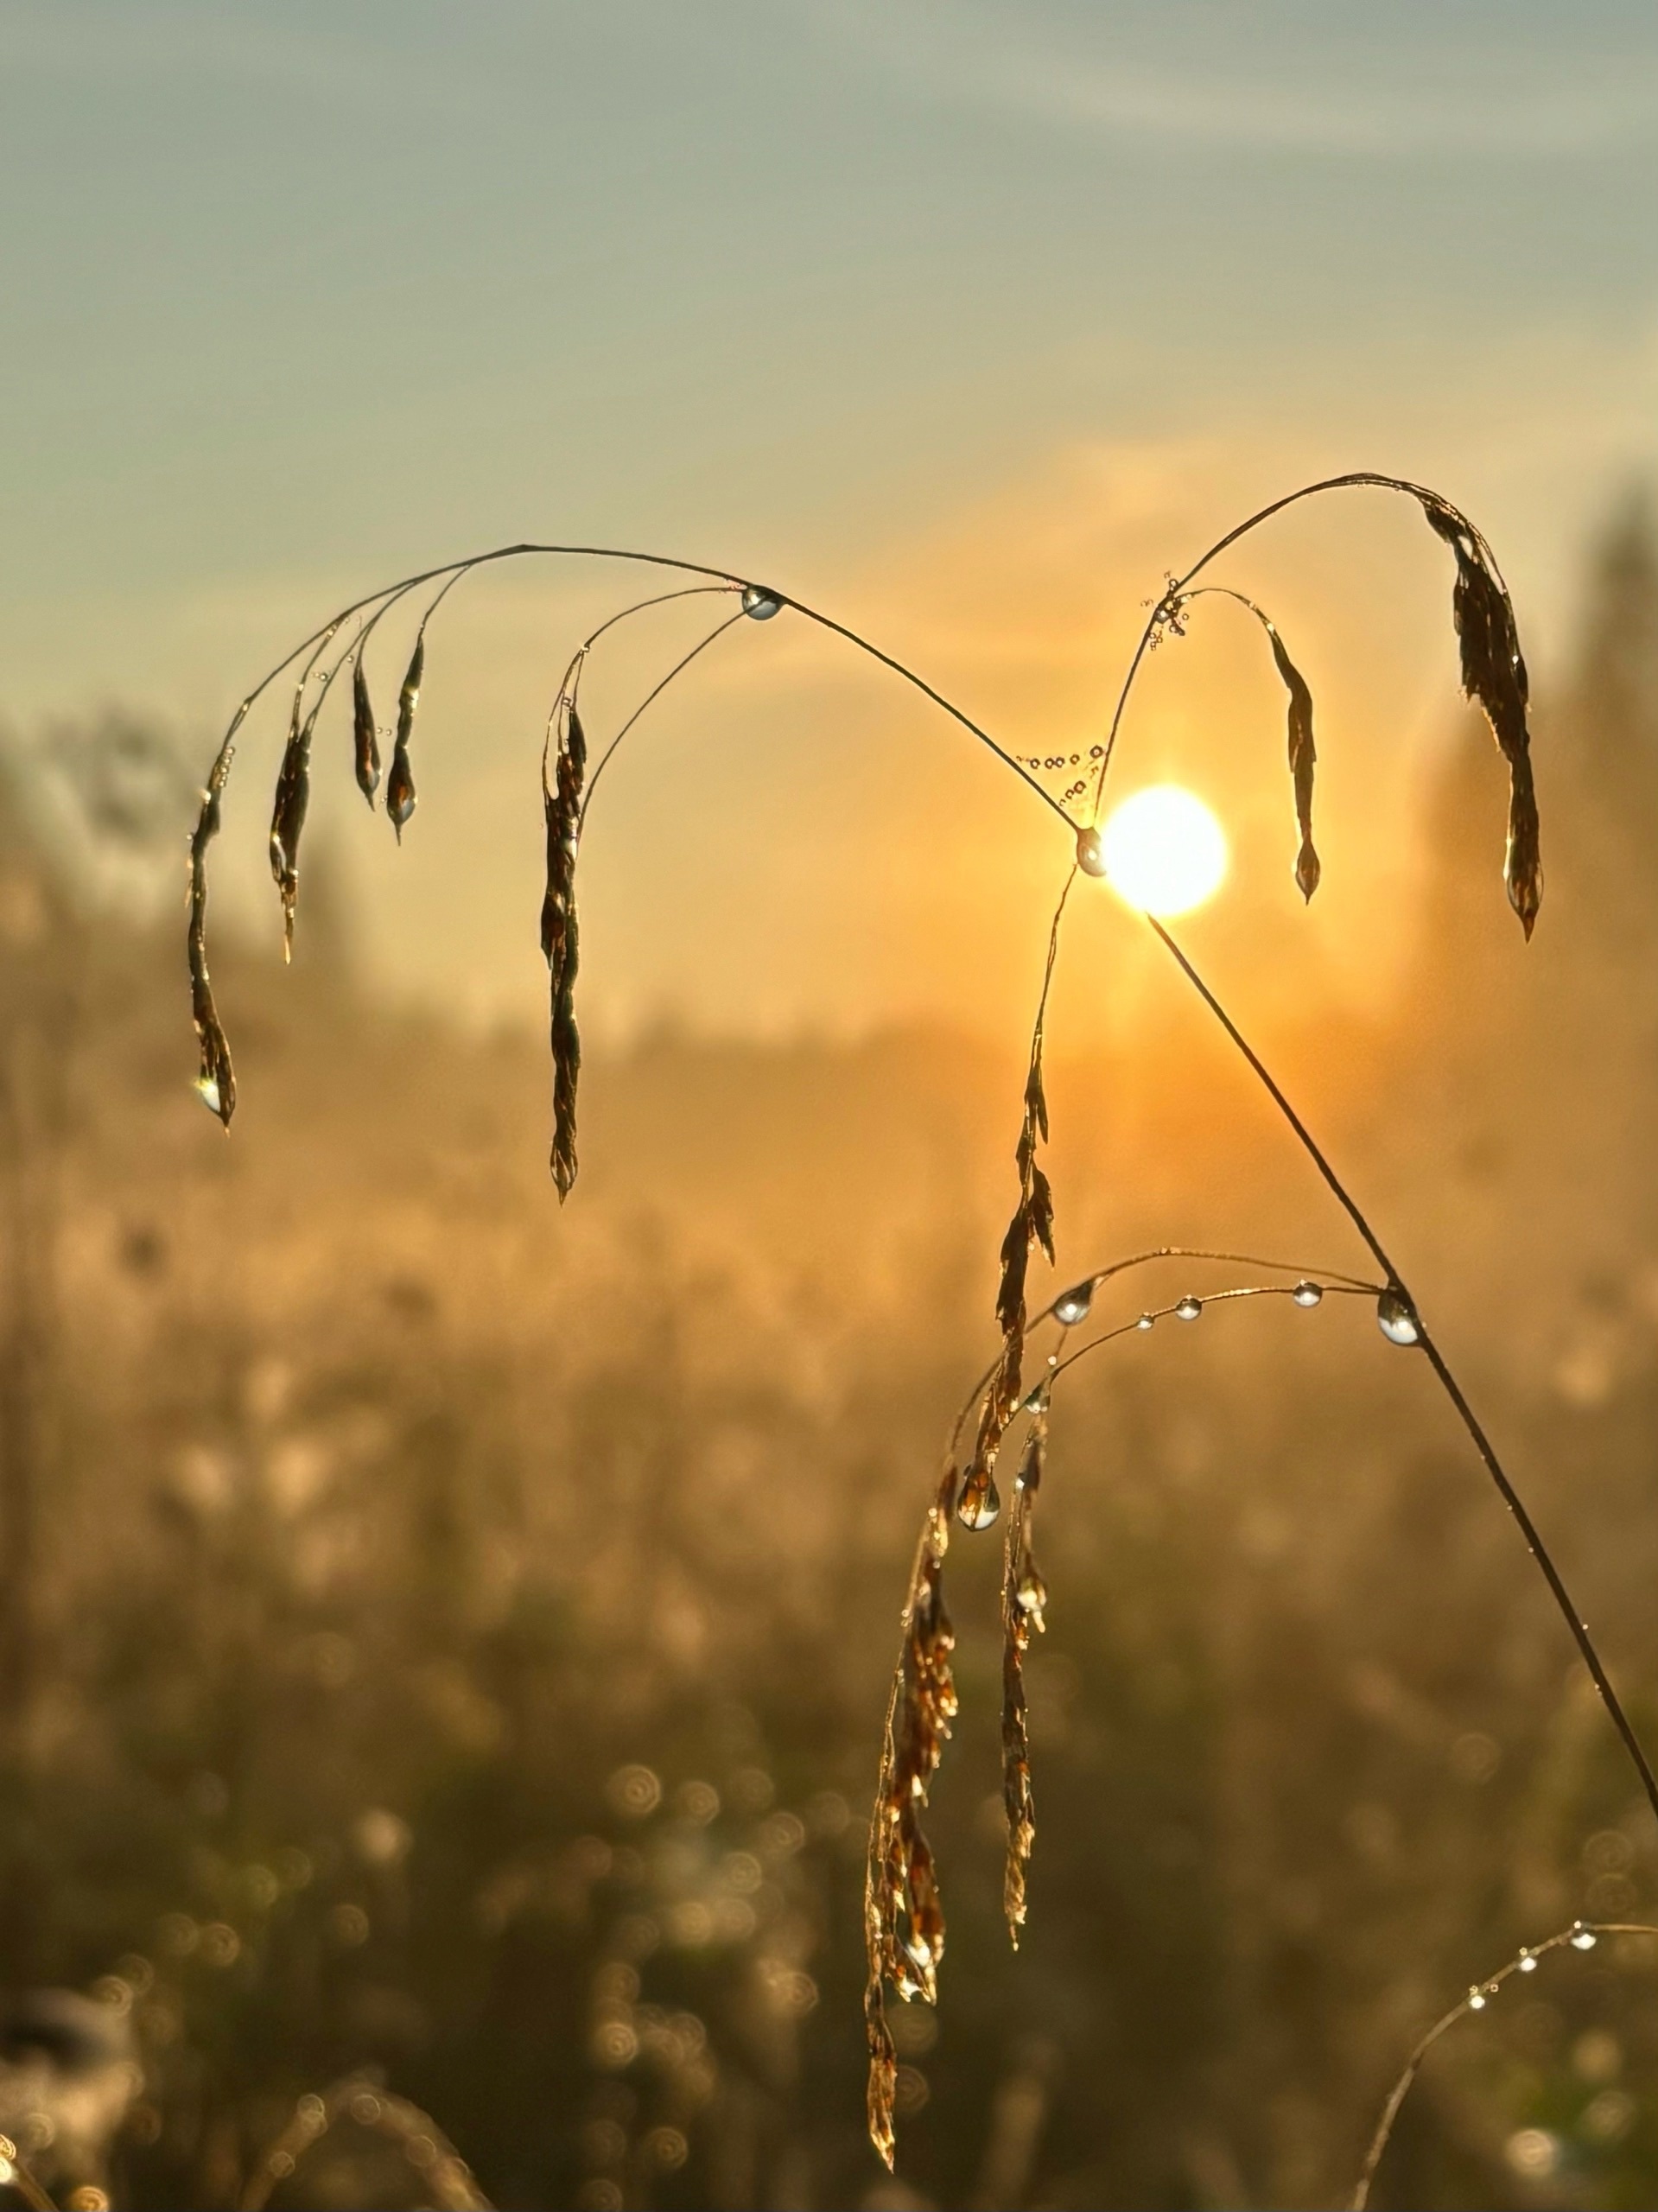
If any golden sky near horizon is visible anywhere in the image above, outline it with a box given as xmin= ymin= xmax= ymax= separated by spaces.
xmin=4 ymin=2 xmax=1655 ymax=1040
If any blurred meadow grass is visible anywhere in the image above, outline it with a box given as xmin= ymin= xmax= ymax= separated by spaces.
xmin=2 ymin=505 xmax=1658 ymax=2206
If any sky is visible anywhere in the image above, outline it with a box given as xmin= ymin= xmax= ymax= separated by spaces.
xmin=3 ymin=0 xmax=1656 ymax=1040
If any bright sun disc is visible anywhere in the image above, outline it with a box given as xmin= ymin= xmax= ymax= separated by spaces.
xmin=1099 ymin=785 xmax=1228 ymax=916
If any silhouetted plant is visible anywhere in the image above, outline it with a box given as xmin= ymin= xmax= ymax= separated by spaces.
xmin=189 ymin=476 xmax=1648 ymax=2184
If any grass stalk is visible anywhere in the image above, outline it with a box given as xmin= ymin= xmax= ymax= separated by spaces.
xmin=1149 ymin=916 xmax=1658 ymax=1831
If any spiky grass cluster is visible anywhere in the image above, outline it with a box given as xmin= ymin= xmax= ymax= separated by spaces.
xmin=862 ymin=1459 xmax=959 ymax=2168
xmin=191 ymin=475 xmax=1647 ymax=2189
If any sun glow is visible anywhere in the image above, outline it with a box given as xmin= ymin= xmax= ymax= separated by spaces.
xmin=1098 ymin=785 xmax=1229 ymax=916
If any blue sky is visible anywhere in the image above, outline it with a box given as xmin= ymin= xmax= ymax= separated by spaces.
xmin=3 ymin=2 xmax=1655 ymax=1032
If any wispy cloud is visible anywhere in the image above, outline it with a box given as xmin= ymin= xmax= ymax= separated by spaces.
xmin=810 ymin=0 xmax=1658 ymax=159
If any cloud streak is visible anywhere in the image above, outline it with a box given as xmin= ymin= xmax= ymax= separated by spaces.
xmin=812 ymin=0 xmax=1658 ymax=159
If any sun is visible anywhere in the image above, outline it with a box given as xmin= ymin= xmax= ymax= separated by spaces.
xmin=1096 ymin=785 xmax=1229 ymax=916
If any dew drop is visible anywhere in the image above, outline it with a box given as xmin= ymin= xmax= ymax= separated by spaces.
xmin=741 ymin=584 xmax=783 ymax=620
xmin=1016 ymin=1568 xmax=1047 ymax=1616
xmin=1572 ymin=1924 xmax=1598 ymax=1950
xmin=1075 ymin=824 xmax=1107 ymax=877
xmin=956 ymin=1477 xmax=1001 ymax=1532
xmin=1293 ymin=1280 xmax=1323 ymax=1308
xmin=1468 ymin=1986 xmax=1486 ymax=2010
xmin=1376 ymin=1287 xmax=1421 ymax=1346
xmin=194 ymin=1075 xmax=222 ymax=1117
xmin=1053 ymin=1281 xmax=1093 ymax=1327
xmin=1175 ymin=1294 xmax=1203 ymax=1322
xmin=1136 ymin=1312 xmax=1154 ymax=1331
xmin=1518 ymin=1950 xmax=1537 ymax=1972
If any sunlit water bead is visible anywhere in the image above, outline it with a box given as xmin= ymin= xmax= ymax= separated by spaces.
xmin=1517 ymin=1948 xmax=1538 ymax=1972
xmin=194 ymin=1075 xmax=222 ymax=1117
xmin=1468 ymin=1985 xmax=1489 ymax=2011
xmin=1292 ymin=1280 xmax=1323 ymax=1308
xmin=1572 ymin=1923 xmax=1598 ymax=1950
xmin=1136 ymin=1312 xmax=1155 ymax=1331
xmin=1016 ymin=1567 xmax=1048 ymax=1617
xmin=740 ymin=584 xmax=783 ymax=620
xmin=1075 ymin=823 xmax=1107 ymax=877
xmin=956 ymin=1476 xmax=1001 ymax=1532
xmin=1174 ymin=1294 xmax=1203 ymax=1322
xmin=1053 ymin=1281 xmax=1094 ymax=1327
xmin=1376 ymin=1287 xmax=1422 ymax=1346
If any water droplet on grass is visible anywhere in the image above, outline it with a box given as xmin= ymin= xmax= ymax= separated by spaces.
xmin=1075 ymin=824 xmax=1107 ymax=877
xmin=956 ymin=1478 xmax=1001 ymax=1532
xmin=1293 ymin=1280 xmax=1323 ymax=1307
xmin=1377 ymin=1287 xmax=1421 ymax=1345
xmin=741 ymin=585 xmax=783 ymax=620
xmin=1175 ymin=1294 xmax=1202 ymax=1321
xmin=1053 ymin=1281 xmax=1093 ymax=1326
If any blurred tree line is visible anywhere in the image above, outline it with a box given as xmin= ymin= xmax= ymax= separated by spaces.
xmin=3 ymin=508 xmax=1658 ymax=2209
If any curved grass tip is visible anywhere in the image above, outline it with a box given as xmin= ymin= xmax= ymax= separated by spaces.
xmin=1420 ymin=499 xmax=1541 ymax=937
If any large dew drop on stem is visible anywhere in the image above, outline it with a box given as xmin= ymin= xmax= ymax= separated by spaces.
xmin=1075 ymin=823 xmax=1107 ymax=877
xmin=1052 ymin=1281 xmax=1093 ymax=1326
xmin=1376 ymin=1287 xmax=1421 ymax=1346
xmin=1174 ymin=1294 xmax=1203 ymax=1322
xmin=741 ymin=584 xmax=783 ymax=620
xmin=1293 ymin=1280 xmax=1324 ymax=1308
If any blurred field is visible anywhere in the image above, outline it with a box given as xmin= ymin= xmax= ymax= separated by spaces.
xmin=3 ymin=507 xmax=1658 ymax=2210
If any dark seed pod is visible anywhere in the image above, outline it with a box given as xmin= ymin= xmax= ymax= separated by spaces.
xmin=187 ymin=776 xmax=236 ymax=1127
xmin=864 ymin=1459 xmax=959 ymax=2168
xmin=384 ymin=747 xmax=416 ymax=836
xmin=268 ymin=694 xmax=312 ymax=961
xmin=352 ymin=657 xmax=380 ymax=805
xmin=1001 ymin=1430 xmax=1045 ymax=1942
xmin=1421 ymin=500 xmax=1541 ymax=936
xmin=1266 ymin=625 xmax=1321 ymax=901
xmin=1028 ymin=1164 xmax=1054 ymax=1264
xmin=1025 ymin=1058 xmax=1048 ymax=1144
xmin=543 ymin=699 xmax=588 ymax=1198
xmin=386 ymin=633 xmax=424 ymax=839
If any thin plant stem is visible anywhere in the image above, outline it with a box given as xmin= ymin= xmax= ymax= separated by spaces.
xmin=1148 ymin=915 xmax=1658 ymax=1830
xmin=1351 ymin=1921 xmax=1658 ymax=2210
xmin=1048 ymin=1281 xmax=1380 ymax=1385
xmin=541 ymin=587 xmax=738 ymax=794
xmin=1147 ymin=918 xmax=1393 ymax=1280
xmin=581 ymin=611 xmax=748 ymax=826
xmin=1089 ymin=471 xmax=1507 ymax=819
xmin=200 ymin=540 xmax=1070 ymax=824
xmin=946 ymin=1246 xmax=1381 ymax=1453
